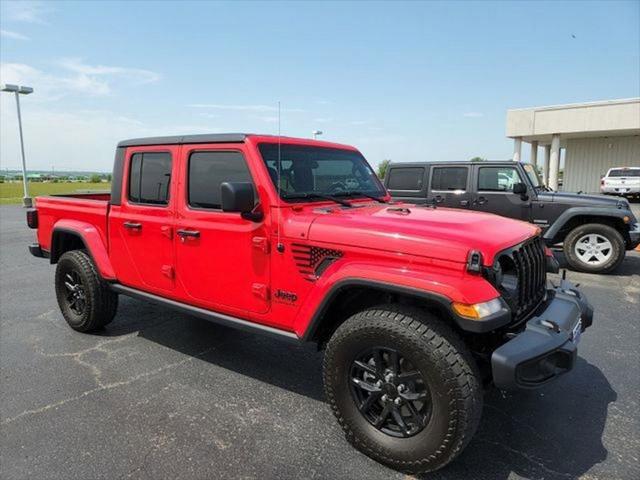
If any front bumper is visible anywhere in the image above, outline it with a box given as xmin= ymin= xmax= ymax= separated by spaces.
xmin=491 ymin=278 xmax=593 ymax=390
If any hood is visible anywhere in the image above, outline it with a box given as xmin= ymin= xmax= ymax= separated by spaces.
xmin=307 ymin=204 xmax=539 ymax=265
xmin=537 ymin=191 xmax=627 ymax=208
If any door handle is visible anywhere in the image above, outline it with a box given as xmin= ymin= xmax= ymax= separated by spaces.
xmin=177 ymin=229 xmax=200 ymax=239
xmin=123 ymin=221 xmax=142 ymax=230
xmin=476 ymin=196 xmax=488 ymax=205
xmin=460 ymin=200 xmax=470 ymax=207
xmin=434 ymin=195 xmax=444 ymax=203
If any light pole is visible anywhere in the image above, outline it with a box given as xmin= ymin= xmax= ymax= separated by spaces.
xmin=312 ymin=130 xmax=323 ymax=140
xmin=2 ymin=83 xmax=34 ymax=207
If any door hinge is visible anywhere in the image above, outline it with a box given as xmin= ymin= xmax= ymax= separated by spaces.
xmin=252 ymin=236 xmax=270 ymax=254
xmin=252 ymin=283 xmax=269 ymax=300
xmin=161 ymin=265 xmax=174 ymax=279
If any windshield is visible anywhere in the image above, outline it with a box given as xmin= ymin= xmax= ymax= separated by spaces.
xmin=523 ymin=163 xmax=542 ymax=187
xmin=258 ymin=143 xmax=386 ymax=201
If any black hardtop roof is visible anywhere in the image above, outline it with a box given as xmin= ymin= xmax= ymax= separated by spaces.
xmin=117 ymin=133 xmax=248 ymax=148
xmin=388 ymin=160 xmax=520 ymax=167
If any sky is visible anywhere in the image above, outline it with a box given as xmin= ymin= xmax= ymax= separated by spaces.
xmin=1 ymin=0 xmax=639 ymax=172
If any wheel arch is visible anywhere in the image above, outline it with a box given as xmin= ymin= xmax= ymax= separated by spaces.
xmin=50 ymin=223 xmax=116 ymax=280
xmin=543 ymin=208 xmax=630 ymax=245
xmin=303 ymin=279 xmax=469 ymax=346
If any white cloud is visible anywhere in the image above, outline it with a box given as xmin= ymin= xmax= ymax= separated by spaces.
xmin=0 ymin=60 xmax=160 ymax=99
xmin=4 ymin=1 xmax=51 ymax=24
xmin=314 ymin=117 xmax=333 ymax=123
xmin=463 ymin=112 xmax=484 ymax=118
xmin=58 ymin=58 xmax=160 ymax=85
xmin=0 ymin=101 xmax=222 ymax=171
xmin=0 ymin=29 xmax=30 ymax=40
xmin=188 ymin=103 xmax=304 ymax=113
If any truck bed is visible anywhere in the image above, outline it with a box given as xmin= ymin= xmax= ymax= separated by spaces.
xmin=34 ymin=193 xmax=111 ymax=255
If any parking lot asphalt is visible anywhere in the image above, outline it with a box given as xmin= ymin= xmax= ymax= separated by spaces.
xmin=1 ymin=204 xmax=638 ymax=480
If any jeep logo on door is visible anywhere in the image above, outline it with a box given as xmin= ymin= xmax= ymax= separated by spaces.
xmin=274 ymin=289 xmax=298 ymax=303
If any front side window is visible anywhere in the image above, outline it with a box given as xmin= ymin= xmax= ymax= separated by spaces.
xmin=128 ymin=152 xmax=172 ymax=205
xmin=430 ymin=167 xmax=468 ymax=191
xmin=478 ymin=167 xmax=522 ymax=192
xmin=188 ymin=151 xmax=254 ymax=209
xmin=387 ymin=167 xmax=425 ymax=191
xmin=258 ymin=144 xmax=385 ymax=201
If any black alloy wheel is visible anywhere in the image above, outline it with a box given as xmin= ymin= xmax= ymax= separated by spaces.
xmin=349 ymin=347 xmax=431 ymax=438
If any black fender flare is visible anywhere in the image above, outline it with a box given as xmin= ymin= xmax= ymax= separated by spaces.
xmin=301 ymin=278 xmax=511 ymax=342
xmin=542 ymin=207 xmax=631 ymax=244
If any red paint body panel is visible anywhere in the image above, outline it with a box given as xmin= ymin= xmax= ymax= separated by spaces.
xmin=32 ymin=135 xmax=540 ymax=338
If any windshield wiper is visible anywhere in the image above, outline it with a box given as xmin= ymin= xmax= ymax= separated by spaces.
xmin=281 ymin=192 xmax=353 ymax=208
xmin=335 ymin=190 xmax=388 ymax=203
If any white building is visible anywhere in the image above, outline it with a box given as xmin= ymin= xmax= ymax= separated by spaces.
xmin=506 ymin=98 xmax=640 ymax=193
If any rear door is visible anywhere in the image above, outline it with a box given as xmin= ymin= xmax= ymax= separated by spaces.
xmin=109 ymin=147 xmax=178 ymax=294
xmin=426 ymin=165 xmax=471 ymax=208
xmin=470 ymin=164 xmax=530 ymax=220
xmin=174 ymin=145 xmax=270 ymax=315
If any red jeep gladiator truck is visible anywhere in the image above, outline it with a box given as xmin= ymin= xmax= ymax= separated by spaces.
xmin=27 ymin=133 xmax=593 ymax=473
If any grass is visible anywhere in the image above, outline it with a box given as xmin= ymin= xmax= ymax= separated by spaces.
xmin=0 ymin=182 xmax=111 ymax=205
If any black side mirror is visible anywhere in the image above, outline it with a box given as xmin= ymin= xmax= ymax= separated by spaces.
xmin=512 ymin=182 xmax=529 ymax=200
xmin=221 ymin=182 xmax=263 ymax=222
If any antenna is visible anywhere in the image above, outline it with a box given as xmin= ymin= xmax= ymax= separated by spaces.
xmin=276 ymin=101 xmax=285 ymax=253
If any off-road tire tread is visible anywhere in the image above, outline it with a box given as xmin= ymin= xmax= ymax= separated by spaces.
xmin=323 ymin=305 xmax=482 ymax=473
xmin=55 ymin=250 xmax=118 ymax=332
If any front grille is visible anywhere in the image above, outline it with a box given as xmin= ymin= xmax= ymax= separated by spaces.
xmin=498 ymin=236 xmax=547 ymax=322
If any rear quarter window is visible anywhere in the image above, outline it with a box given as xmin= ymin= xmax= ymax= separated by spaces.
xmin=387 ymin=167 xmax=425 ymax=191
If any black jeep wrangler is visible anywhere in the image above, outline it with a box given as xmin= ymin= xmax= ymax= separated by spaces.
xmin=384 ymin=161 xmax=639 ymax=273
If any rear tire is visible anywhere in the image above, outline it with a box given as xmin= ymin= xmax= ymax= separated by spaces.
xmin=323 ymin=305 xmax=482 ymax=473
xmin=55 ymin=250 xmax=118 ymax=332
xmin=563 ymin=223 xmax=625 ymax=274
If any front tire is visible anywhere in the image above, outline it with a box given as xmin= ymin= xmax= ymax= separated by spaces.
xmin=323 ymin=305 xmax=482 ymax=473
xmin=563 ymin=223 xmax=625 ymax=273
xmin=55 ymin=250 xmax=118 ymax=332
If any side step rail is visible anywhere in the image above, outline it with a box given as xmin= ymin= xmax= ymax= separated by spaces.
xmin=110 ymin=284 xmax=300 ymax=343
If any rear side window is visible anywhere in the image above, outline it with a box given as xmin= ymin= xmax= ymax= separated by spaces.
xmin=431 ymin=167 xmax=468 ymax=191
xmin=188 ymin=151 xmax=254 ymax=209
xmin=387 ymin=167 xmax=425 ymax=191
xmin=128 ymin=152 xmax=172 ymax=205
xmin=478 ymin=166 xmax=521 ymax=191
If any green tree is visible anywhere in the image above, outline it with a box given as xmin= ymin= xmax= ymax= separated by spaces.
xmin=470 ymin=156 xmax=486 ymax=162
xmin=377 ymin=159 xmax=391 ymax=179
xmin=90 ymin=174 xmax=102 ymax=183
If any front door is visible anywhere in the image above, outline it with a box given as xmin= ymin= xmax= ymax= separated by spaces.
xmin=109 ymin=147 xmax=178 ymax=294
xmin=174 ymin=146 xmax=270 ymax=315
xmin=470 ymin=165 xmax=530 ymax=220
xmin=426 ymin=166 xmax=472 ymax=209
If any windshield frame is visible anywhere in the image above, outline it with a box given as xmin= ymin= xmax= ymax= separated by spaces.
xmin=257 ymin=142 xmax=387 ymax=204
